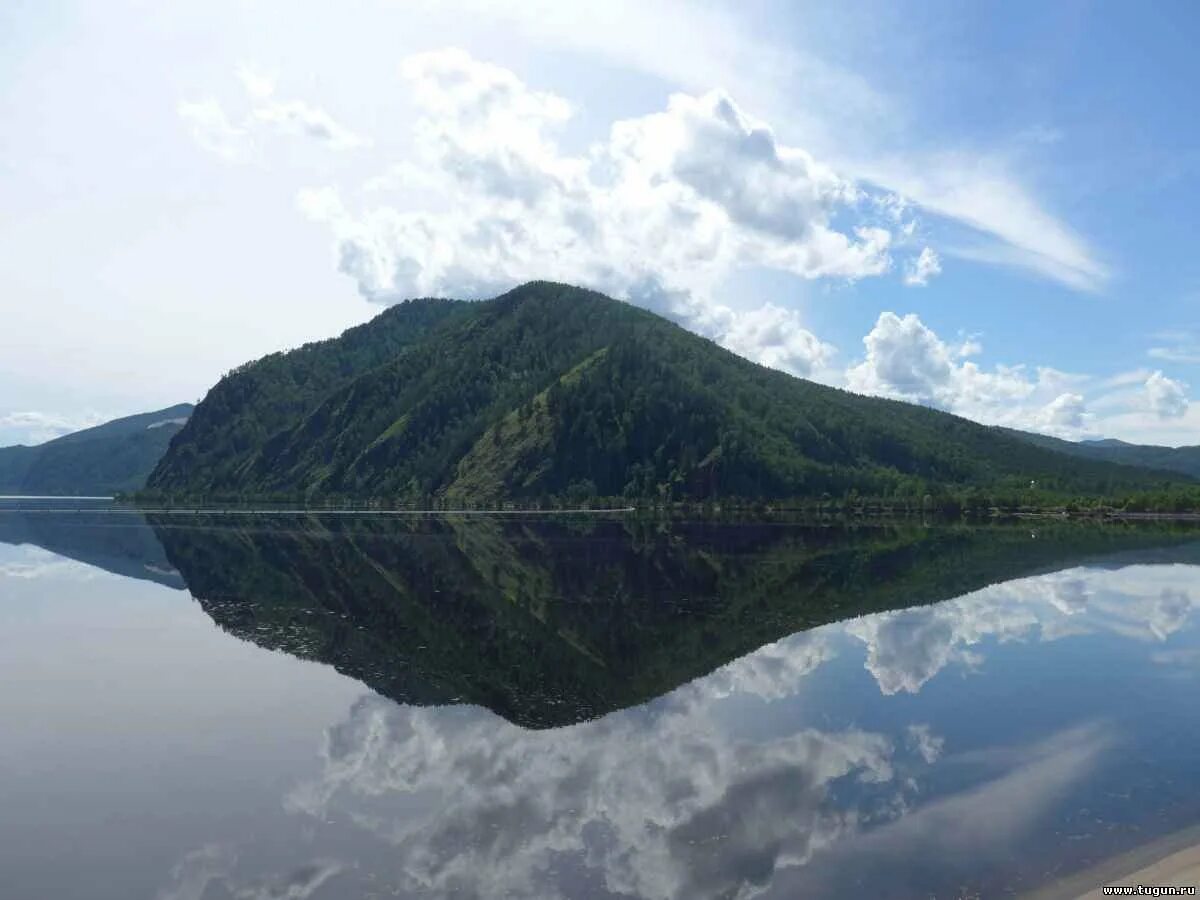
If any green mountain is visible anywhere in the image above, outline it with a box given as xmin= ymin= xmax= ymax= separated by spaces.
xmin=147 ymin=281 xmax=1188 ymax=503
xmin=1002 ymin=428 xmax=1200 ymax=480
xmin=145 ymin=513 xmax=1200 ymax=728
xmin=0 ymin=404 xmax=193 ymax=496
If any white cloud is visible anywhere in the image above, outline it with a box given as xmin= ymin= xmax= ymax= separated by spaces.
xmin=717 ymin=303 xmax=837 ymax=378
xmin=300 ymin=48 xmax=904 ymax=374
xmin=0 ymin=410 xmax=107 ymax=446
xmin=1147 ymin=331 xmax=1200 ymax=366
xmin=1145 ymin=370 xmax=1189 ymax=419
xmin=867 ymin=160 xmax=1109 ymax=292
xmin=178 ymin=98 xmax=255 ymax=163
xmin=846 ymin=312 xmax=953 ymax=405
xmin=179 ymin=69 xmax=368 ymax=162
xmin=252 ymin=101 xmax=369 ymax=151
xmin=1035 ymin=392 xmax=1087 ymax=432
xmin=235 ymin=65 xmax=277 ymax=101
xmin=407 ymin=2 xmax=1107 ymax=293
xmin=905 ymin=724 xmax=945 ymax=765
xmin=903 ymin=246 xmax=941 ymax=287
xmin=1148 ymin=346 xmax=1200 ymax=365
xmin=844 ymin=312 xmax=1098 ymax=437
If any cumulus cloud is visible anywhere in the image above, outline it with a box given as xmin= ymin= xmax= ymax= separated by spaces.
xmin=903 ymin=247 xmax=941 ymax=286
xmin=1145 ymin=370 xmax=1189 ymax=419
xmin=391 ymin=3 xmax=1106 ymax=294
xmin=179 ymin=67 xmax=368 ymax=162
xmin=1034 ymin=392 xmax=1088 ymax=432
xmin=845 ymin=312 xmax=953 ymax=404
xmin=844 ymin=311 xmax=1096 ymax=437
xmin=298 ymin=48 xmax=908 ymax=375
xmin=716 ymin=303 xmax=837 ymax=377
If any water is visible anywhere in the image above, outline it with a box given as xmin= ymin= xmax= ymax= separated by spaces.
xmin=2 ymin=501 xmax=1199 ymax=899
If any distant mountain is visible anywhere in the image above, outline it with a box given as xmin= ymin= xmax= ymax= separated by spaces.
xmin=1001 ymin=428 xmax=1200 ymax=481
xmin=148 ymin=281 xmax=1185 ymax=503
xmin=0 ymin=404 xmax=194 ymax=496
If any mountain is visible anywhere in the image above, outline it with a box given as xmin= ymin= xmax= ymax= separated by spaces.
xmin=0 ymin=404 xmax=194 ymax=496
xmin=1002 ymin=429 xmax=1200 ymax=480
xmin=147 ymin=282 xmax=1187 ymax=503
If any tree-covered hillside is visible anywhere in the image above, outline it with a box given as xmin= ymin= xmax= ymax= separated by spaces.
xmin=0 ymin=404 xmax=193 ymax=496
xmin=146 ymin=282 xmax=1191 ymax=504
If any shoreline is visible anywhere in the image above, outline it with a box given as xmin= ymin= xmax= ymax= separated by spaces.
xmin=1025 ymin=825 xmax=1200 ymax=899
xmin=8 ymin=498 xmax=1200 ymax=523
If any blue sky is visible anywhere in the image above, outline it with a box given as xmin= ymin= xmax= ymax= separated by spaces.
xmin=2 ymin=0 xmax=1198 ymax=445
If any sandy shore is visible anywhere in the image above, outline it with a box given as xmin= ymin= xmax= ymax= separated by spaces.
xmin=1025 ymin=825 xmax=1200 ymax=899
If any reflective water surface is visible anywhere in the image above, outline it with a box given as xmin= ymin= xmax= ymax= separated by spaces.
xmin=2 ymin=503 xmax=1200 ymax=899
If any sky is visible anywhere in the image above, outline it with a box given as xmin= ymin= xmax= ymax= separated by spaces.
xmin=2 ymin=0 xmax=1199 ymax=446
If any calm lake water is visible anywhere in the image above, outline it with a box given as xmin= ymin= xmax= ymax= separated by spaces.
xmin=2 ymin=501 xmax=1200 ymax=899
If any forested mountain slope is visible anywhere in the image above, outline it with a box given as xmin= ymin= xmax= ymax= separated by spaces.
xmin=147 ymin=282 xmax=1188 ymax=503
xmin=0 ymin=403 xmax=193 ymax=495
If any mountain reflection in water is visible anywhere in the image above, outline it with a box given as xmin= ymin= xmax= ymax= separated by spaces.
xmin=145 ymin=513 xmax=1200 ymax=727
xmin=1 ymin=507 xmax=1199 ymax=899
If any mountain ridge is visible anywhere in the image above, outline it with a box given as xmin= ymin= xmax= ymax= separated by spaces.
xmin=1001 ymin=427 xmax=1200 ymax=481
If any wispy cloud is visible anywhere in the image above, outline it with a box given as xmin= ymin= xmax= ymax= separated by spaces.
xmin=0 ymin=410 xmax=106 ymax=446
xmin=179 ymin=66 xmax=369 ymax=164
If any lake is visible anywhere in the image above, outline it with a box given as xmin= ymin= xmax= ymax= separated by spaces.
xmin=2 ymin=501 xmax=1199 ymax=898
